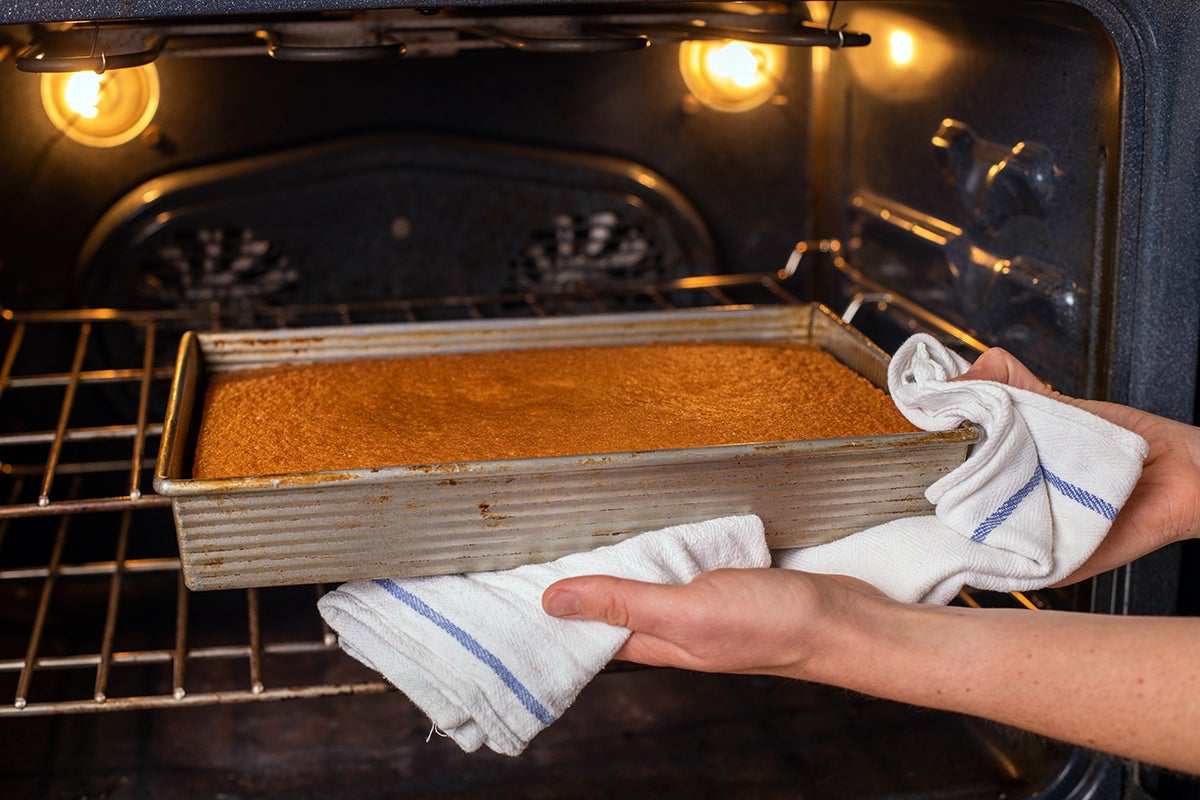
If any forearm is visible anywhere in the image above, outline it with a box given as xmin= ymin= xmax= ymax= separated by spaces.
xmin=802 ymin=596 xmax=1200 ymax=773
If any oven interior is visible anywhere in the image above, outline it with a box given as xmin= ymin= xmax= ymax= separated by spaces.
xmin=0 ymin=1 xmax=1197 ymax=797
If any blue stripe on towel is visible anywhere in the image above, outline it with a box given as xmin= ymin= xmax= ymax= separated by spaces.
xmin=1044 ymin=469 xmax=1120 ymax=521
xmin=972 ymin=463 xmax=1121 ymax=542
xmin=373 ymin=578 xmax=556 ymax=725
xmin=971 ymin=466 xmax=1044 ymax=542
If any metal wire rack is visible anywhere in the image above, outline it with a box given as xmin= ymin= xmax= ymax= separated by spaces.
xmin=0 ymin=271 xmax=804 ymax=717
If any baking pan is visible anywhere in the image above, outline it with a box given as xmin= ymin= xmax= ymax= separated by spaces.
xmin=155 ymin=304 xmax=980 ymax=590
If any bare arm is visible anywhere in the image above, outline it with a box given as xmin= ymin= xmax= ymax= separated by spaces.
xmin=826 ymin=589 xmax=1200 ymax=772
xmin=543 ymin=568 xmax=1200 ymax=774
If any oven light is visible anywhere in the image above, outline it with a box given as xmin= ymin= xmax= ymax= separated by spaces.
xmin=888 ymin=30 xmax=915 ymax=66
xmin=40 ymin=63 xmax=161 ymax=148
xmin=710 ymin=42 xmax=761 ymax=88
xmin=678 ymin=39 xmax=787 ymax=112
xmin=63 ymin=71 xmax=104 ymax=118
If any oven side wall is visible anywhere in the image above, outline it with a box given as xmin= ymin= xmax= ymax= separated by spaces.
xmin=810 ymin=0 xmax=1200 ymax=424
xmin=808 ymin=0 xmax=1198 ymax=638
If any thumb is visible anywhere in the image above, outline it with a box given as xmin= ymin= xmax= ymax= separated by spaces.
xmin=955 ymin=346 xmax=1055 ymax=396
xmin=542 ymin=575 xmax=678 ymax=631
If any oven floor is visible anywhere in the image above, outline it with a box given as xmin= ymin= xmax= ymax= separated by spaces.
xmin=0 ymin=668 xmax=1069 ymax=800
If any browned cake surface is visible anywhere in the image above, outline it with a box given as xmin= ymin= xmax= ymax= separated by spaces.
xmin=191 ymin=341 xmax=918 ymax=478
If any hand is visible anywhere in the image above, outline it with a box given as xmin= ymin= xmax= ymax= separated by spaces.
xmin=542 ymin=567 xmax=887 ymax=673
xmin=958 ymin=347 xmax=1200 ymax=583
xmin=543 ymin=542 xmax=1200 ymax=775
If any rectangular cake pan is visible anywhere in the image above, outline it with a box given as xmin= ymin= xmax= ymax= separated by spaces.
xmin=155 ymin=304 xmax=980 ymax=590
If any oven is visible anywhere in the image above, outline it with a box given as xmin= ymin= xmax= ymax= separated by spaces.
xmin=0 ymin=1 xmax=1197 ymax=797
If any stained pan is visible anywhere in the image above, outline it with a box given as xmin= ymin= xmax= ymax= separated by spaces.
xmin=155 ymin=304 xmax=979 ymax=590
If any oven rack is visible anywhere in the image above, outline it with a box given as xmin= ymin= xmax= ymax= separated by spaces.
xmin=8 ymin=8 xmax=870 ymax=70
xmin=0 ymin=270 xmax=1053 ymax=717
xmin=0 ymin=270 xmax=807 ymax=716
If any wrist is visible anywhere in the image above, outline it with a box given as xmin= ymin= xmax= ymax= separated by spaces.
xmin=790 ymin=589 xmax=983 ymax=716
xmin=784 ymin=579 xmax=918 ymax=687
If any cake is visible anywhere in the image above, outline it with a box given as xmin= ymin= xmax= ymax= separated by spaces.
xmin=191 ymin=341 xmax=918 ymax=479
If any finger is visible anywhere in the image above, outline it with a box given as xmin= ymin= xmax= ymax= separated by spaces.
xmin=955 ymin=347 xmax=1054 ymax=396
xmin=613 ymin=630 xmax=697 ymax=667
xmin=543 ymin=576 xmax=712 ymax=668
xmin=542 ymin=575 xmax=681 ymax=632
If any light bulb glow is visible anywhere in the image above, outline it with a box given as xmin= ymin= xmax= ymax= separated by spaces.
xmin=63 ymin=71 xmax=104 ymax=119
xmin=41 ymin=63 xmax=160 ymax=147
xmin=889 ymin=30 xmax=915 ymax=66
xmin=706 ymin=42 xmax=760 ymax=88
xmin=679 ymin=39 xmax=787 ymax=112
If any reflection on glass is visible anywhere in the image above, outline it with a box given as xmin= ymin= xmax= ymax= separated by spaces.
xmin=845 ymin=13 xmax=952 ymax=100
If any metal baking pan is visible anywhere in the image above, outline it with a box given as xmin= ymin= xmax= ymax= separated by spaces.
xmin=155 ymin=304 xmax=980 ymax=590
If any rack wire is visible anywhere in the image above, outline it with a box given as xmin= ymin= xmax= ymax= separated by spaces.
xmin=10 ymin=8 xmax=870 ymax=72
xmin=0 ymin=271 xmax=802 ymax=716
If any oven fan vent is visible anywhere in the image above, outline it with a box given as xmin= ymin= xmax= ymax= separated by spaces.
xmin=76 ymin=135 xmax=720 ymax=317
xmin=140 ymin=226 xmax=299 ymax=310
xmin=513 ymin=211 xmax=661 ymax=291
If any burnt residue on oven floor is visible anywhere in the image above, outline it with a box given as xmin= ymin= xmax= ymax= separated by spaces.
xmin=0 ymin=666 xmax=1069 ymax=800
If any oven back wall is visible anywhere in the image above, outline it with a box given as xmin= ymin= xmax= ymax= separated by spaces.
xmin=0 ymin=41 xmax=813 ymax=312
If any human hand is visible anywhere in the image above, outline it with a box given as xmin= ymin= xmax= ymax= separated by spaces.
xmin=544 ymin=535 xmax=1200 ymax=775
xmin=542 ymin=567 xmax=888 ymax=673
xmin=958 ymin=347 xmax=1200 ymax=583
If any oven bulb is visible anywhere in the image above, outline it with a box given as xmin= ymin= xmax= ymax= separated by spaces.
xmin=40 ymin=62 xmax=160 ymax=148
xmin=888 ymin=30 xmax=916 ymax=66
xmin=678 ymin=39 xmax=787 ymax=112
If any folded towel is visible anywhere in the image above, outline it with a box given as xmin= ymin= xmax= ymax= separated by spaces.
xmin=317 ymin=514 xmax=770 ymax=756
xmin=774 ymin=333 xmax=1149 ymax=604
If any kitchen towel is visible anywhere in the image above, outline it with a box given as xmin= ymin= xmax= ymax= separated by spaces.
xmin=317 ymin=514 xmax=770 ymax=756
xmin=774 ymin=333 xmax=1149 ymax=604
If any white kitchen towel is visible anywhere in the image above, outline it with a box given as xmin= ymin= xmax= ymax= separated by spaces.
xmin=317 ymin=514 xmax=770 ymax=756
xmin=774 ymin=333 xmax=1149 ymax=604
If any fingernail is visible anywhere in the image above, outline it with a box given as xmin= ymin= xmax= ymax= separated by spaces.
xmin=544 ymin=589 xmax=581 ymax=617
